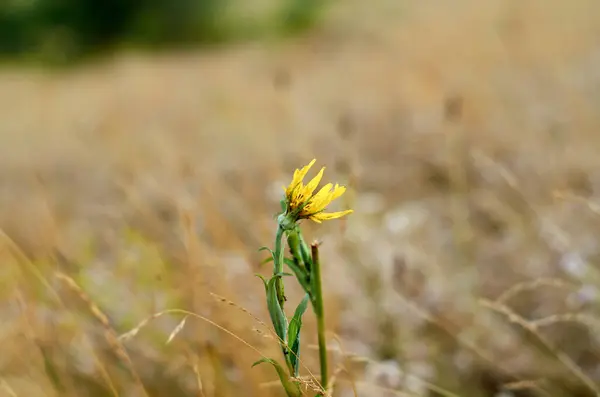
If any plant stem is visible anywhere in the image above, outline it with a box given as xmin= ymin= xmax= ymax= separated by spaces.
xmin=274 ymin=224 xmax=296 ymax=376
xmin=274 ymin=225 xmax=286 ymax=308
xmin=311 ymin=243 xmax=328 ymax=390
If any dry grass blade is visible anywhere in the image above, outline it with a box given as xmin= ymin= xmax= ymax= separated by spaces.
xmin=121 ymin=308 xmax=328 ymax=394
xmin=55 ymin=272 xmax=150 ymax=397
xmin=55 ymin=273 xmax=111 ymax=327
xmin=118 ymin=312 xmax=164 ymax=342
xmin=120 ymin=309 xmax=265 ymax=357
xmin=479 ymin=298 xmax=600 ymax=395
xmin=2 ymin=234 xmax=120 ymax=397
xmin=0 ymin=379 xmax=18 ymax=397
xmin=166 ymin=315 xmax=188 ymax=344
xmin=326 ymin=366 xmax=345 ymax=397
xmin=503 ymin=378 xmax=550 ymax=395
xmin=192 ymin=363 xmax=206 ymax=397
xmin=329 ymin=334 xmax=358 ymax=397
xmin=495 ymin=278 xmax=577 ymax=304
xmin=260 ymin=376 xmax=326 ymax=396
xmin=343 ymin=380 xmax=461 ymax=397
xmin=0 ymin=228 xmax=58 ymax=302
xmin=209 ymin=292 xmax=271 ymax=332
xmin=530 ymin=313 xmax=600 ymax=330
xmin=329 ymin=353 xmax=463 ymax=397
xmin=553 ymin=191 xmax=600 ymax=216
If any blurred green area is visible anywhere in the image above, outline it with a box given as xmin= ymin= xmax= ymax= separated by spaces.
xmin=0 ymin=0 xmax=325 ymax=64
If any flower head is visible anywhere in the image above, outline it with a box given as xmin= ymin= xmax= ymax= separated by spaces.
xmin=282 ymin=159 xmax=353 ymax=224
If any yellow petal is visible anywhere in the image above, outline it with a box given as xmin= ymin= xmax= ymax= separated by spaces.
xmin=297 ymin=159 xmax=316 ymax=180
xmin=310 ymin=209 xmax=354 ymax=222
xmin=291 ymin=167 xmax=325 ymax=210
xmin=328 ymin=184 xmax=347 ymax=202
xmin=285 ymin=159 xmax=316 ymax=196
xmin=303 ymin=183 xmax=333 ymax=213
xmin=302 ymin=167 xmax=325 ymax=198
xmin=291 ymin=185 xmax=307 ymax=208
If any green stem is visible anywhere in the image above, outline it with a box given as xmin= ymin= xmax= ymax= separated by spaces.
xmin=274 ymin=225 xmax=286 ymax=308
xmin=311 ymin=243 xmax=328 ymax=391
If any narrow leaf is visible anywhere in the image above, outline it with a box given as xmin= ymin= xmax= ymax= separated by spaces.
xmin=258 ymin=246 xmax=274 ymax=254
xmin=261 ymin=256 xmax=274 ymax=265
xmin=267 ymin=275 xmax=288 ymax=343
xmin=255 ymin=274 xmax=268 ymax=292
xmin=287 ymin=294 xmax=310 ymax=376
xmin=258 ymin=246 xmax=275 ymax=261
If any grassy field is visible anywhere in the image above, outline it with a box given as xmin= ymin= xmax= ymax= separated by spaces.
xmin=3 ymin=0 xmax=600 ymax=396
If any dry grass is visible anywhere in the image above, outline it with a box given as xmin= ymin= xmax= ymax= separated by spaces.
xmin=2 ymin=0 xmax=600 ymax=395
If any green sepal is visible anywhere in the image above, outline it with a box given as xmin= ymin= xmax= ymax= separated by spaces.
xmin=287 ymin=293 xmax=310 ymax=377
xmin=251 ymin=358 xmax=302 ymax=397
xmin=280 ymin=198 xmax=287 ymax=213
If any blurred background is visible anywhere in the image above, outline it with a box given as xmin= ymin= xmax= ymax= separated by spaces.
xmin=2 ymin=0 xmax=600 ymax=396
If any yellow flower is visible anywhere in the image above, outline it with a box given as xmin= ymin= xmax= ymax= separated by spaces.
xmin=283 ymin=159 xmax=353 ymax=223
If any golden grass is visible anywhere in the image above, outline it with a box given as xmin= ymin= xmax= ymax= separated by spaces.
xmin=2 ymin=0 xmax=600 ymax=395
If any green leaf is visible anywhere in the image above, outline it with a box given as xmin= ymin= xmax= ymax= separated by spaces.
xmin=255 ymin=274 xmax=268 ymax=292
xmin=258 ymin=246 xmax=275 ymax=257
xmin=258 ymin=246 xmax=276 ymax=267
xmin=267 ymin=275 xmax=288 ymax=344
xmin=273 ymin=271 xmax=294 ymax=278
xmin=287 ymin=294 xmax=310 ymax=377
xmin=252 ymin=358 xmax=302 ymax=397
xmin=261 ymin=256 xmax=274 ymax=265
